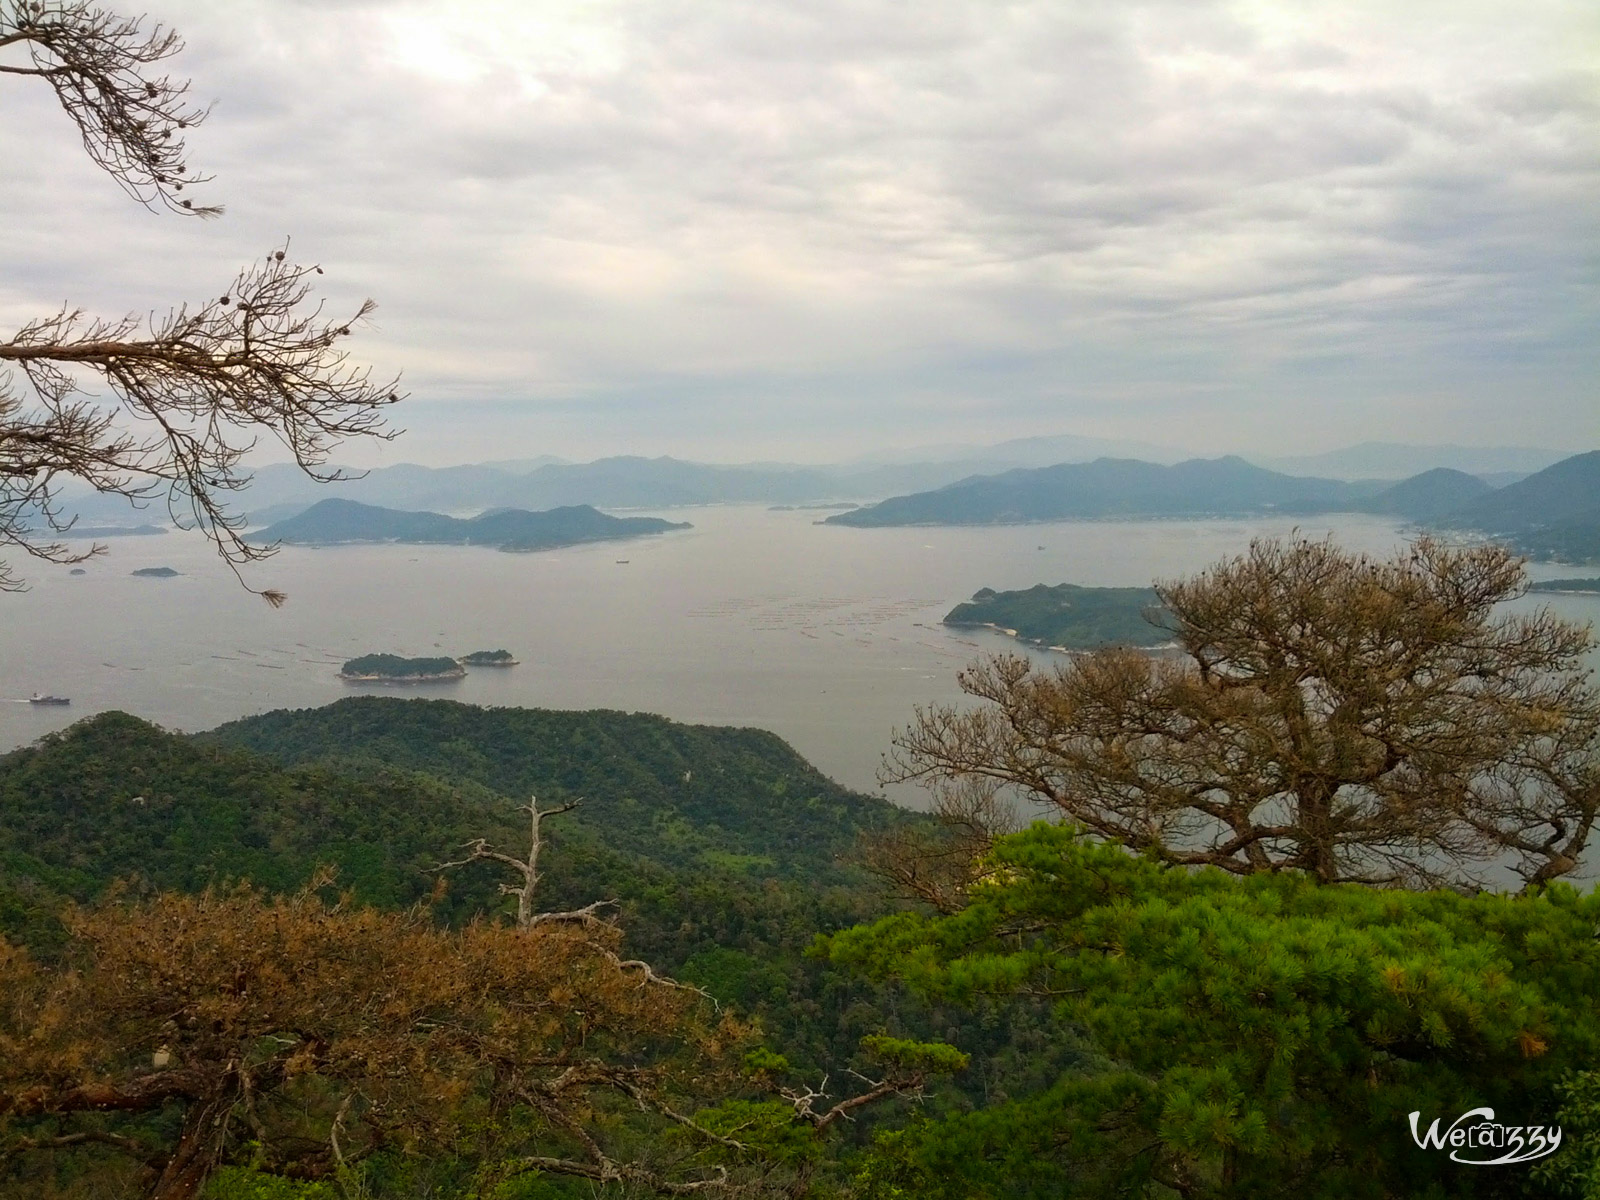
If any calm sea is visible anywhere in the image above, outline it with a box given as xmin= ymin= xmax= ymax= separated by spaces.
xmin=2 ymin=506 xmax=1595 ymax=806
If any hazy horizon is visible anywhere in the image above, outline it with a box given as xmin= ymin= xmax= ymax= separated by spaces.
xmin=246 ymin=434 xmax=1576 ymax=475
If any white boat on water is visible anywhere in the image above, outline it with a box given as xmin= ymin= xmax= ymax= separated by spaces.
xmin=28 ymin=693 xmax=70 ymax=705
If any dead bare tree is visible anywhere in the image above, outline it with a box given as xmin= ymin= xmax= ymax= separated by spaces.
xmin=435 ymin=797 xmax=962 ymax=1195
xmin=0 ymin=0 xmax=213 ymax=215
xmin=436 ymin=795 xmax=601 ymax=929
xmin=0 ymin=1 xmax=400 ymax=600
xmin=435 ymin=795 xmax=709 ymax=997
xmin=887 ymin=537 xmax=1600 ymax=891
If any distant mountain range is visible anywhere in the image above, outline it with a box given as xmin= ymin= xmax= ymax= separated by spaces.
xmin=825 ymin=451 xmax=1600 ymax=563
xmin=255 ymin=499 xmax=690 ymax=552
xmin=224 ymin=457 xmax=1012 ymax=527
xmin=1254 ymin=442 xmax=1568 ymax=480
xmin=41 ymin=439 xmax=1579 ymax=533
xmin=1438 ymin=453 xmax=1600 ymax=561
xmin=846 ymin=432 xmax=1183 ymax=468
xmin=1353 ymin=467 xmax=1493 ymax=521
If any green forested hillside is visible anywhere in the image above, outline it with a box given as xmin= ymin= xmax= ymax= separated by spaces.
xmin=202 ymin=697 xmax=900 ymax=881
xmin=0 ymin=704 xmax=937 ymax=1077
xmin=0 ymin=711 xmax=530 ymax=937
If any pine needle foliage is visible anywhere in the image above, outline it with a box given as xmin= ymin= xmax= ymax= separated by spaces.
xmin=824 ymin=824 xmax=1600 ymax=1198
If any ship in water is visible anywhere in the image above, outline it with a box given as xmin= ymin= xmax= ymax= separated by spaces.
xmin=28 ymin=693 xmax=70 ymax=706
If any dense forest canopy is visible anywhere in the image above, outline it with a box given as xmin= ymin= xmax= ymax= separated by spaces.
xmin=0 ymin=703 xmax=970 ymax=1197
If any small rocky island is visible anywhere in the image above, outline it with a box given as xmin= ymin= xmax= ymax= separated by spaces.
xmin=944 ymin=583 xmax=1171 ymax=650
xmin=338 ymin=654 xmax=466 ymax=683
xmin=131 ymin=566 xmax=181 ymax=577
xmin=458 ymin=649 xmax=519 ymax=666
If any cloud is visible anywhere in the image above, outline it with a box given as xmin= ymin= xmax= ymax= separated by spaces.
xmin=1 ymin=0 xmax=1595 ymax=462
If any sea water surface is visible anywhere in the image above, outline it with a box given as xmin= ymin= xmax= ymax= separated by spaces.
xmin=3 ymin=506 xmax=1596 ymax=804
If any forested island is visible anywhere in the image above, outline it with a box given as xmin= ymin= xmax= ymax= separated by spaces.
xmin=458 ymin=648 xmax=519 ymax=665
xmin=129 ymin=566 xmax=180 ymax=577
xmin=944 ymin=582 xmax=1170 ymax=649
xmin=257 ymin=498 xmax=691 ymax=552
xmin=1530 ymin=577 xmax=1600 ymax=593
xmin=338 ymin=653 xmax=466 ymax=682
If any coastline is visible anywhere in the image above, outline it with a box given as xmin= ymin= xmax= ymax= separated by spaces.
xmin=338 ymin=668 xmax=466 ymax=683
xmin=943 ymin=619 xmax=1179 ymax=656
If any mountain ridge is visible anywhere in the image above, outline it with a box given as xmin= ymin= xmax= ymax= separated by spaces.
xmin=825 ymin=451 xmax=1600 ymax=561
xmin=825 ymin=455 xmax=1373 ymax=526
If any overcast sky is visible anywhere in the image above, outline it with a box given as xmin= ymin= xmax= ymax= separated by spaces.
xmin=3 ymin=0 xmax=1596 ymax=465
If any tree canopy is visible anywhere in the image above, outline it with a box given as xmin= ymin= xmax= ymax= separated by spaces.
xmin=0 ymin=881 xmax=744 ymax=1200
xmin=825 ymin=823 xmax=1600 ymax=1199
xmin=888 ymin=537 xmax=1600 ymax=889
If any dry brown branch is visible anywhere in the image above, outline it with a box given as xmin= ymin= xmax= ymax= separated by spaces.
xmin=0 ymin=885 xmax=741 ymax=1200
xmin=858 ymin=777 xmax=1021 ymax=912
xmin=781 ymin=1065 xmax=929 ymax=1133
xmin=434 ymin=795 xmax=587 ymax=930
xmin=0 ymin=247 xmax=402 ymax=599
xmin=1 ymin=1 xmax=215 ymax=214
xmin=2 ymin=2 xmax=400 ymax=600
xmin=500 ymin=1154 xmax=730 ymax=1194
xmin=886 ymin=537 xmax=1600 ymax=890
xmin=435 ymin=796 xmax=718 ymax=1006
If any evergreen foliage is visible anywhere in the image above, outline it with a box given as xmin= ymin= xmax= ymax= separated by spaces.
xmin=824 ymin=824 xmax=1600 ymax=1198
xmin=202 ymin=697 xmax=902 ymax=884
xmin=2 ymin=694 xmax=1596 ymax=1196
xmin=337 ymin=654 xmax=462 ymax=678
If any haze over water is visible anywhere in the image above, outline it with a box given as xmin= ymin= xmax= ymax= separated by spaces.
xmin=4 ymin=506 xmax=1595 ymax=803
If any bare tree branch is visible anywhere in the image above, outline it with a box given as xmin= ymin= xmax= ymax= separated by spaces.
xmin=1 ymin=0 xmax=216 ymax=215
xmin=884 ymin=537 xmax=1600 ymax=891
xmin=2 ymin=2 xmax=402 ymax=600
xmin=0 ymin=247 xmax=402 ymax=601
xmin=434 ymin=796 xmax=587 ymax=930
